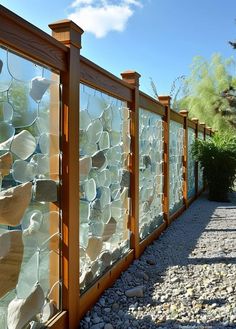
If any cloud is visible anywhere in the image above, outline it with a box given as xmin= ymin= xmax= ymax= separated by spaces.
xmin=68 ymin=0 xmax=143 ymax=38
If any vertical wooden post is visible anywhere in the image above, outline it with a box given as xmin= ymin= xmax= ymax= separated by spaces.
xmin=159 ymin=96 xmax=171 ymax=226
xmin=179 ymin=110 xmax=188 ymax=208
xmin=121 ymin=71 xmax=140 ymax=258
xmin=192 ymin=118 xmax=199 ymax=197
xmin=49 ymin=20 xmax=83 ymax=329
xmin=200 ymin=122 xmax=206 ymax=140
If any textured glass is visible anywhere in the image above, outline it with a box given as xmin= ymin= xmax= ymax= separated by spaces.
xmin=79 ymin=84 xmax=131 ymax=292
xmin=0 ymin=47 xmax=61 ymax=328
xmin=198 ymin=132 xmax=204 ymax=190
xmin=187 ymin=128 xmax=196 ymax=198
xmin=139 ymin=109 xmax=164 ymax=240
xmin=169 ymin=121 xmax=184 ymax=213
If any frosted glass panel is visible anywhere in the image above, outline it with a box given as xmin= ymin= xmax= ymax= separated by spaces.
xmin=187 ymin=128 xmax=196 ymax=198
xmin=169 ymin=121 xmax=184 ymax=213
xmin=139 ymin=109 xmax=164 ymax=240
xmin=198 ymin=131 xmax=204 ymax=191
xmin=79 ymin=84 xmax=131 ymax=291
xmin=0 ymin=47 xmax=61 ymax=328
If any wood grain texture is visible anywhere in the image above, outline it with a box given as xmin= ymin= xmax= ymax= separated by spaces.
xmin=139 ymin=92 xmax=165 ymax=116
xmin=170 ymin=110 xmax=185 ymax=124
xmin=81 ymin=56 xmax=133 ymax=102
xmin=121 ymin=71 xmax=140 ymax=259
xmin=0 ymin=5 xmax=68 ymax=71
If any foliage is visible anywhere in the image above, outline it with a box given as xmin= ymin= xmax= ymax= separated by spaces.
xmin=192 ymin=132 xmax=236 ymax=201
xmin=178 ymin=54 xmax=236 ymax=132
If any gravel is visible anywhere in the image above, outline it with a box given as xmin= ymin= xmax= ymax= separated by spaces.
xmin=80 ymin=193 xmax=236 ymax=329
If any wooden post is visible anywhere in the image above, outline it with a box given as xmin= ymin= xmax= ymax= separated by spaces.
xmin=200 ymin=122 xmax=206 ymax=140
xmin=179 ymin=110 xmax=188 ymax=209
xmin=192 ymin=118 xmax=199 ymax=197
xmin=49 ymin=20 xmax=83 ymax=329
xmin=159 ymin=96 xmax=171 ymax=226
xmin=121 ymin=71 xmax=140 ymax=258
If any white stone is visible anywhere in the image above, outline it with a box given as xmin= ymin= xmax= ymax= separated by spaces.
xmin=12 ymin=159 xmax=36 ymax=183
xmin=29 ymin=77 xmax=50 ymax=102
xmin=7 ymin=283 xmax=45 ymax=329
xmin=0 ymin=182 xmax=32 ymax=226
xmin=125 ymin=286 xmax=144 ymax=298
xmin=11 ymin=130 xmax=36 ymax=160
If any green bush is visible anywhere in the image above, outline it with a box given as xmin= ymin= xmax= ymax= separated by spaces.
xmin=191 ymin=132 xmax=236 ymax=201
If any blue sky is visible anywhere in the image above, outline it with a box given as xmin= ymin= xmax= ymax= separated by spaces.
xmin=1 ymin=0 xmax=236 ymax=96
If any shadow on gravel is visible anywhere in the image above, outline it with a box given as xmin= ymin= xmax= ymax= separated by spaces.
xmin=81 ymin=193 xmax=236 ymax=329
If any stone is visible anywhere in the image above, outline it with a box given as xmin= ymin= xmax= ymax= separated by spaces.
xmin=100 ymin=251 xmax=112 ymax=267
xmin=143 ymin=155 xmax=152 ymax=167
xmin=22 ymin=210 xmax=43 ymax=236
xmin=41 ymin=299 xmax=56 ymax=323
xmin=80 ymin=110 xmax=91 ymax=130
xmin=120 ymin=170 xmax=130 ymax=188
xmin=0 ymin=101 xmax=13 ymax=122
xmin=0 ymin=230 xmax=23 ymax=298
xmin=33 ymin=179 xmax=57 ymax=202
xmin=29 ymin=77 xmax=50 ymax=102
xmin=0 ymin=122 xmax=15 ymax=145
xmin=12 ymin=159 xmax=36 ymax=183
xmin=104 ymin=324 xmax=114 ymax=329
xmin=11 ymin=130 xmax=36 ymax=160
xmin=125 ymin=286 xmax=144 ymax=298
xmin=102 ymin=217 xmax=117 ymax=242
xmin=0 ymin=151 xmax=13 ymax=177
xmin=92 ymin=151 xmax=106 ymax=169
xmin=84 ymin=178 xmax=96 ymax=202
xmin=0 ymin=182 xmax=32 ymax=226
xmin=98 ymin=131 xmax=110 ymax=150
xmin=87 ymin=119 xmax=103 ymax=144
xmin=80 ymin=157 xmax=92 ymax=181
xmin=86 ymin=237 xmax=103 ymax=261
xmin=30 ymin=154 xmax=49 ymax=176
xmin=7 ymin=283 xmax=45 ymax=329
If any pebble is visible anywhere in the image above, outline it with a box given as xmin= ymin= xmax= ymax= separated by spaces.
xmin=80 ymin=194 xmax=236 ymax=329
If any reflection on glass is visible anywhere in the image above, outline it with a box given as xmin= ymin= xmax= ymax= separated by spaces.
xmin=169 ymin=120 xmax=184 ymax=213
xmin=79 ymin=84 xmax=131 ymax=292
xmin=0 ymin=46 xmax=61 ymax=328
xmin=139 ymin=109 xmax=164 ymax=240
xmin=187 ymin=128 xmax=195 ymax=198
xmin=198 ymin=131 xmax=204 ymax=191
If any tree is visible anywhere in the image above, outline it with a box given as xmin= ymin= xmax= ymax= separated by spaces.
xmin=178 ymin=54 xmax=236 ymax=132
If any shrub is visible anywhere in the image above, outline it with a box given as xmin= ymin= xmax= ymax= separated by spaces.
xmin=191 ymin=132 xmax=236 ymax=201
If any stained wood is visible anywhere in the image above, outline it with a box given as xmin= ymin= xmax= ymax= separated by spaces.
xmin=139 ymin=92 xmax=165 ymax=116
xmin=0 ymin=5 xmax=67 ymax=71
xmin=81 ymin=56 xmax=133 ymax=102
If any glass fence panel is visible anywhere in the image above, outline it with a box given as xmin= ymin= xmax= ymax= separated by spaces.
xmin=198 ymin=131 xmax=204 ymax=191
xmin=169 ymin=120 xmax=184 ymax=213
xmin=187 ymin=127 xmax=196 ymax=198
xmin=139 ymin=108 xmax=164 ymax=240
xmin=79 ymin=84 xmax=131 ymax=292
xmin=0 ymin=47 xmax=61 ymax=328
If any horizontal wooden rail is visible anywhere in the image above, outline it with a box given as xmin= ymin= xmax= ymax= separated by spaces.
xmin=170 ymin=110 xmax=184 ymax=124
xmin=80 ymin=56 xmax=133 ymax=102
xmin=0 ymin=5 xmax=68 ymax=71
xmin=139 ymin=91 xmax=165 ymax=116
xmin=187 ymin=119 xmax=196 ymax=129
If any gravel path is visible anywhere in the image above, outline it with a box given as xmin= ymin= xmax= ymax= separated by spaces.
xmin=80 ymin=194 xmax=236 ymax=329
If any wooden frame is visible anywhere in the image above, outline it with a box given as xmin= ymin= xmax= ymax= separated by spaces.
xmin=0 ymin=5 xmax=214 ymax=329
xmin=139 ymin=92 xmax=165 ymax=116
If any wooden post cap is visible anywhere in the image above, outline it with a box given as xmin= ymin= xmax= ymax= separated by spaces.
xmin=199 ymin=122 xmax=206 ymax=127
xmin=49 ymin=19 xmax=84 ymax=48
xmin=159 ymin=95 xmax=171 ymax=107
xmin=179 ymin=110 xmax=188 ymax=117
xmin=121 ymin=71 xmax=141 ymax=87
xmin=191 ymin=118 xmax=199 ymax=124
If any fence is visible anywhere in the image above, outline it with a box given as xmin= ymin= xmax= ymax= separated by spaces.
xmin=0 ymin=5 xmax=213 ymax=329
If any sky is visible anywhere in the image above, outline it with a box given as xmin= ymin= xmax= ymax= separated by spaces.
xmin=1 ymin=0 xmax=236 ymax=96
